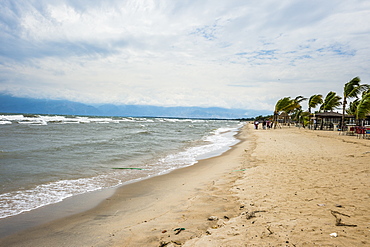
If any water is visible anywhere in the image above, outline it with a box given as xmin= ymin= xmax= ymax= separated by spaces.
xmin=0 ymin=114 xmax=243 ymax=220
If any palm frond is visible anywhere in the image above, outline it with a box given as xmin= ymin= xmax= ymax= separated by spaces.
xmin=347 ymin=100 xmax=359 ymax=115
xmin=357 ymin=92 xmax=370 ymax=119
xmin=343 ymin=76 xmax=361 ymax=99
xmin=321 ymin=91 xmax=342 ymax=111
xmin=308 ymin=94 xmax=323 ymax=112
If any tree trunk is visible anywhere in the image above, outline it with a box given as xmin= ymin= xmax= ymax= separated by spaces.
xmin=341 ymin=98 xmax=347 ymax=131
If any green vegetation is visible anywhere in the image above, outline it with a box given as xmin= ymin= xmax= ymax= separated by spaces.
xmin=271 ymin=77 xmax=370 ymax=128
xmin=320 ymin=91 xmax=342 ymax=112
xmin=272 ymin=96 xmax=307 ymax=128
xmin=357 ymin=91 xmax=370 ymax=120
xmin=341 ymin=77 xmax=370 ymax=128
xmin=308 ymin=94 xmax=323 ymax=113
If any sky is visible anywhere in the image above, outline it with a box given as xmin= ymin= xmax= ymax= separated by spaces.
xmin=1 ymin=0 xmax=370 ymax=113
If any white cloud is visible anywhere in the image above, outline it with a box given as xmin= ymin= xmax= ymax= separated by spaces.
xmin=1 ymin=0 xmax=370 ymax=112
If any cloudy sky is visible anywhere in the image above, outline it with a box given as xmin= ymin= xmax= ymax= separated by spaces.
xmin=1 ymin=0 xmax=370 ymax=112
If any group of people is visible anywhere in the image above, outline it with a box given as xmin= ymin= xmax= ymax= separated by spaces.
xmin=254 ymin=120 xmax=273 ymax=130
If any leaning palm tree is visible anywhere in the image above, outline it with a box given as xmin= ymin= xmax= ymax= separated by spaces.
xmin=273 ymin=96 xmax=304 ymax=128
xmin=320 ymin=91 xmax=342 ymax=112
xmin=307 ymin=94 xmax=323 ymax=129
xmin=292 ymin=96 xmax=307 ymax=125
xmin=291 ymin=109 xmax=310 ymax=127
xmin=293 ymin=96 xmax=307 ymax=110
xmin=308 ymin=94 xmax=323 ymax=113
xmin=341 ymin=77 xmax=369 ymax=129
xmin=347 ymin=99 xmax=359 ymax=115
xmin=356 ymin=92 xmax=370 ymax=122
xmin=274 ymin=97 xmax=292 ymax=127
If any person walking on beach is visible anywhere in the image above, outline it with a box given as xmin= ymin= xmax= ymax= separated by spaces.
xmin=267 ymin=120 xmax=271 ymax=129
xmin=254 ymin=120 xmax=259 ymax=129
xmin=262 ymin=120 xmax=267 ymax=130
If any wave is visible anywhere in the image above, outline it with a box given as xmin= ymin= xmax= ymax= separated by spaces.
xmin=0 ymin=114 xmax=157 ymax=125
xmin=0 ymin=119 xmax=243 ymax=219
xmin=0 ymin=175 xmax=122 ymax=219
xmin=0 ymin=121 xmax=12 ymax=125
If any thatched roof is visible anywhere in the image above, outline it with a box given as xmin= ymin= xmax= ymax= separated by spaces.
xmin=279 ymin=112 xmax=289 ymax=117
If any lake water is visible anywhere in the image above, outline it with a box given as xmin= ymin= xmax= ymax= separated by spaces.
xmin=0 ymin=114 xmax=243 ymax=220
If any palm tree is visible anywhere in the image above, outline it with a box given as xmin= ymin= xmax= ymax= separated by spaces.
xmin=308 ymin=94 xmax=323 ymax=113
xmin=347 ymin=99 xmax=359 ymax=115
xmin=293 ymin=96 xmax=307 ymax=109
xmin=341 ymin=77 xmax=369 ymax=129
xmin=356 ymin=92 xmax=370 ymax=122
xmin=307 ymin=94 xmax=323 ymax=129
xmin=293 ymin=96 xmax=307 ymax=126
xmin=291 ymin=109 xmax=310 ymax=127
xmin=274 ymin=97 xmax=292 ymax=127
xmin=320 ymin=91 xmax=342 ymax=112
xmin=273 ymin=96 xmax=305 ymax=128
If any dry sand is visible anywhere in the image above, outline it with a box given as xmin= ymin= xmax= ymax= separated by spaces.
xmin=1 ymin=123 xmax=369 ymax=247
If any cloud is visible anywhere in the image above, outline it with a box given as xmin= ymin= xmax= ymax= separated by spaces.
xmin=1 ymin=0 xmax=370 ymax=112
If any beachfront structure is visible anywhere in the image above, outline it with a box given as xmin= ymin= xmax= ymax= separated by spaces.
xmin=278 ymin=112 xmax=290 ymax=124
xmin=311 ymin=112 xmax=352 ymax=130
xmin=311 ymin=112 xmax=370 ymax=131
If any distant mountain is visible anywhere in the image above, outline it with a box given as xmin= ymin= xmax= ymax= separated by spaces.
xmin=0 ymin=94 xmax=100 ymax=116
xmin=0 ymin=94 xmax=269 ymax=119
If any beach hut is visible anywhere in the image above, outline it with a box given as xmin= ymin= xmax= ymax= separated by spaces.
xmin=312 ymin=112 xmax=354 ymax=131
xmin=278 ymin=112 xmax=291 ymax=125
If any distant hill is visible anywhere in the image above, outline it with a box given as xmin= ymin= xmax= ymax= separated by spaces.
xmin=0 ymin=94 xmax=269 ymax=119
xmin=0 ymin=94 xmax=100 ymax=116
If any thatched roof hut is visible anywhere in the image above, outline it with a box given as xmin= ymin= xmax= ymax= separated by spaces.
xmin=278 ymin=112 xmax=290 ymax=123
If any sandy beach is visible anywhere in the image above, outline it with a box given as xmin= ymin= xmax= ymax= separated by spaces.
xmin=1 ymin=123 xmax=369 ymax=246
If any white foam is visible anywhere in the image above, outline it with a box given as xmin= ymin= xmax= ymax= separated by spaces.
xmin=0 ymin=121 xmax=12 ymax=125
xmin=0 ymin=115 xmax=25 ymax=121
xmin=153 ymin=124 xmax=241 ymax=174
xmin=0 ymin=118 xmax=243 ymax=219
xmin=0 ymin=115 xmax=214 ymax=125
xmin=0 ymin=175 xmax=122 ymax=219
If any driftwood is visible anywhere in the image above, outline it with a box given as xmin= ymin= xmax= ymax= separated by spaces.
xmin=330 ymin=210 xmax=357 ymax=227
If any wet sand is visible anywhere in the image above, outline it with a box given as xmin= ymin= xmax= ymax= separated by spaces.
xmin=1 ymin=124 xmax=369 ymax=246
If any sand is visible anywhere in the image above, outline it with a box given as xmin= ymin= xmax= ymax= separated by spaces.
xmin=0 ymin=123 xmax=369 ymax=247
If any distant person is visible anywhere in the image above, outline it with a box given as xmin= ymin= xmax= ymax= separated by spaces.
xmin=262 ymin=120 xmax=266 ymax=130
xmin=254 ymin=121 xmax=259 ymax=129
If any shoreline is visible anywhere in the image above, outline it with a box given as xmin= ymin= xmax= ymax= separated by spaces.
xmin=0 ymin=123 xmax=247 ymax=243
xmin=185 ymin=125 xmax=370 ymax=246
xmin=1 ymin=124 xmax=369 ymax=246
xmin=0 ymin=186 xmax=117 ymax=238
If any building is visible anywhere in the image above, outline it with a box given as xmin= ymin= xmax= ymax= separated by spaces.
xmin=311 ymin=112 xmax=354 ymax=130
